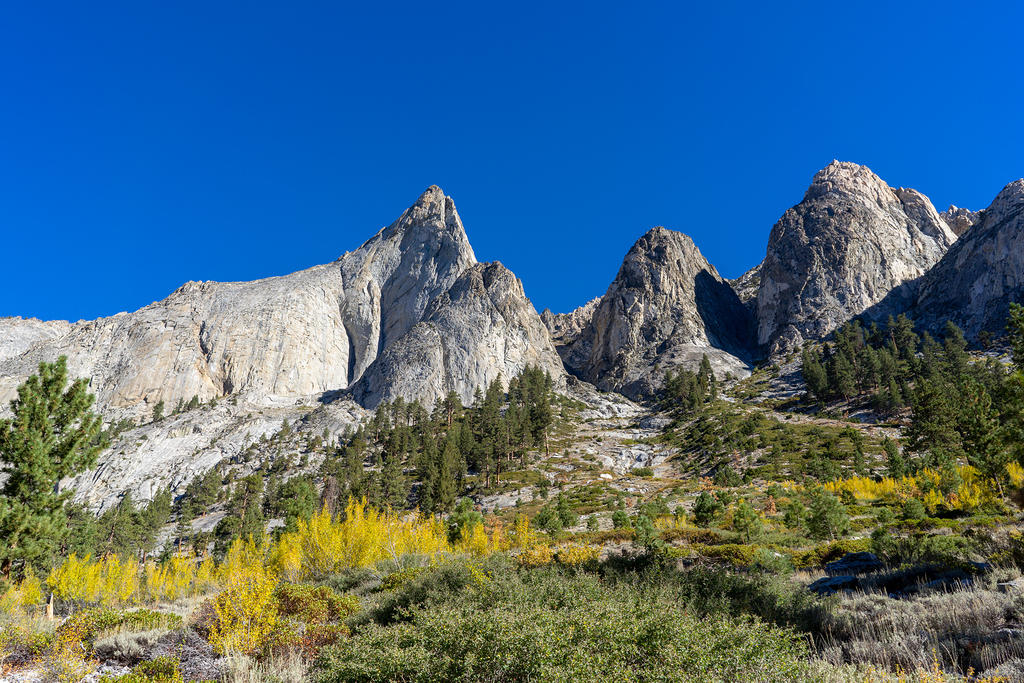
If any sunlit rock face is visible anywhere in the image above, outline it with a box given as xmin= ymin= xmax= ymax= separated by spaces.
xmin=756 ymin=161 xmax=956 ymax=356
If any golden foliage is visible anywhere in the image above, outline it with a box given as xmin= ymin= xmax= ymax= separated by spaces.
xmin=47 ymin=554 xmax=140 ymax=606
xmin=554 ymin=543 xmax=600 ymax=567
xmin=270 ymin=499 xmax=450 ymax=581
xmin=516 ymin=544 xmax=554 ymax=567
xmin=0 ymin=569 xmax=44 ymax=614
xmin=209 ymin=542 xmax=280 ymax=656
xmin=1007 ymin=461 xmax=1024 ymax=489
xmin=30 ymin=498 xmax=538 ymax=613
xmin=823 ymin=466 xmax=997 ymax=514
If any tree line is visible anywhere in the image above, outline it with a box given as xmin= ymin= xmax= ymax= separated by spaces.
xmin=803 ymin=308 xmax=1024 ymax=488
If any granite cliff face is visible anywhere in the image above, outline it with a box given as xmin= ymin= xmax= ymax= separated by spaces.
xmin=0 ymin=317 xmax=72 ymax=363
xmin=0 ymin=186 xmax=570 ymax=507
xmin=909 ymin=180 xmax=1024 ymax=337
xmin=0 ymin=186 xmax=562 ymax=418
xmin=561 ymin=227 xmax=755 ymax=399
xmin=756 ymin=161 xmax=957 ymax=355
xmin=355 ymin=262 xmax=565 ymax=408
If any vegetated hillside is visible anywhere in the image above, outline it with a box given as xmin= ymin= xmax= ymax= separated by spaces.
xmin=6 ymin=165 xmax=1024 ymax=681
xmin=5 ymin=309 xmax=1024 ymax=681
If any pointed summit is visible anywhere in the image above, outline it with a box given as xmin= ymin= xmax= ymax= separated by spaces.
xmin=362 ymin=185 xmax=476 ymax=266
xmin=561 ymin=226 xmax=754 ymax=398
xmin=756 ymin=161 xmax=955 ymax=355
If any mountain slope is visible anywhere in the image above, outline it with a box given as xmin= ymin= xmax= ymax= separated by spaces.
xmin=909 ymin=179 xmax=1024 ymax=337
xmin=355 ymin=262 xmax=565 ymax=408
xmin=0 ymin=186 xmax=564 ymax=420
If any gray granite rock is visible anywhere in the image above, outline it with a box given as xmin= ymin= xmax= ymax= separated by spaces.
xmin=909 ymin=180 xmax=1024 ymax=339
xmin=561 ymin=226 xmax=755 ymax=399
xmin=756 ymin=161 xmax=957 ymax=356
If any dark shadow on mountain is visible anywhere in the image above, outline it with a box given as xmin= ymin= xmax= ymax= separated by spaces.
xmin=694 ymin=269 xmax=759 ymax=361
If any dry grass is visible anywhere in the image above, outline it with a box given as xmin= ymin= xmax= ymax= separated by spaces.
xmin=221 ymin=648 xmax=307 ymax=682
xmin=816 ymin=572 xmax=1024 ymax=676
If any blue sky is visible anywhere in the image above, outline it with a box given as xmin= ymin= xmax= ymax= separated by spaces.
xmin=2 ymin=1 xmax=1022 ymax=321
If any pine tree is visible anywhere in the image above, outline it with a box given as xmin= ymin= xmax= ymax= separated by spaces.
xmin=270 ymin=476 xmax=318 ymax=532
xmin=883 ymin=438 xmax=907 ymax=478
xmin=801 ymin=346 xmax=829 ymax=399
xmin=732 ymin=501 xmax=762 ymax=542
xmin=138 ymin=488 xmax=172 ymax=558
xmin=0 ymin=357 xmax=104 ymax=577
xmin=214 ymin=475 xmax=264 ymax=555
xmin=152 ymin=400 xmax=165 ymax=422
xmin=380 ymin=448 xmax=407 ymax=509
xmin=692 ymin=491 xmax=719 ymax=527
xmin=698 ymin=354 xmax=717 ymax=402
xmin=807 ymin=491 xmax=850 ymax=540
xmin=906 ymin=377 xmax=962 ymax=469
xmin=436 ymin=437 xmax=458 ymax=511
xmin=959 ymin=379 xmax=1009 ymax=492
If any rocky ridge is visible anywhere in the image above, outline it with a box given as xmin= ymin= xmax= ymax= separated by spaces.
xmin=940 ymin=205 xmax=982 ymax=236
xmin=0 ymin=186 xmax=565 ymax=508
xmin=0 ymin=186 xmax=563 ymax=417
xmin=354 ymin=261 xmax=565 ymax=408
xmin=541 ymin=298 xmax=602 ymax=343
xmin=909 ymin=179 xmax=1024 ymax=337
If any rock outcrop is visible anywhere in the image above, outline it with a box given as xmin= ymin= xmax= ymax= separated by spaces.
xmin=355 ymin=262 xmax=565 ymax=408
xmin=0 ymin=186 xmax=562 ymax=418
xmin=756 ymin=161 xmax=957 ymax=355
xmin=541 ymin=298 xmax=602 ymax=344
xmin=940 ymin=205 xmax=982 ymax=236
xmin=910 ymin=180 xmax=1024 ymax=337
xmin=561 ymin=227 xmax=755 ymax=398
xmin=0 ymin=317 xmax=72 ymax=363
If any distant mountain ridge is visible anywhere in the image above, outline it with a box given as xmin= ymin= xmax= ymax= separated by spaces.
xmin=0 ymin=186 xmax=563 ymax=419
xmin=2 ymin=164 xmax=1023 ymax=508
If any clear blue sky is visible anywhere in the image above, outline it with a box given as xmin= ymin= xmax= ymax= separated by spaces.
xmin=2 ymin=1 xmax=1022 ymax=321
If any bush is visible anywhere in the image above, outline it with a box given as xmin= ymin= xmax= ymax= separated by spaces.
xmin=274 ymin=584 xmax=359 ymax=624
xmin=689 ymin=543 xmax=759 ymax=567
xmin=56 ymin=609 xmax=183 ymax=651
xmin=713 ymin=465 xmax=742 ymax=487
xmin=660 ymin=528 xmax=725 ymax=545
xmin=101 ymin=656 xmax=184 ymax=682
xmin=807 ymin=492 xmax=850 ymax=541
xmin=902 ymin=497 xmax=927 ymax=521
xmin=611 ymin=509 xmax=631 ymax=529
xmin=791 ymin=539 xmax=871 ymax=569
xmin=315 ymin=565 xmax=814 ymax=682
xmin=209 ymin=561 xmax=279 ymax=655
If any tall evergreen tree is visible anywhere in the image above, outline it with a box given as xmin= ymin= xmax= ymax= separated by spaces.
xmin=0 ymin=357 xmax=104 ymax=577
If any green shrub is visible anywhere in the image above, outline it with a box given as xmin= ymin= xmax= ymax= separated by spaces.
xmin=275 ymin=584 xmax=359 ymax=624
xmin=101 ymin=656 xmax=183 ymax=682
xmin=902 ymin=498 xmax=927 ymax=521
xmin=378 ymin=567 xmax=427 ymax=592
xmin=56 ymin=609 xmax=183 ymax=652
xmin=790 ymin=539 xmax=871 ymax=569
xmin=689 ymin=543 xmax=759 ymax=567
xmin=316 ymin=565 xmax=815 ymax=683
xmin=661 ymin=528 xmax=726 ymax=545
